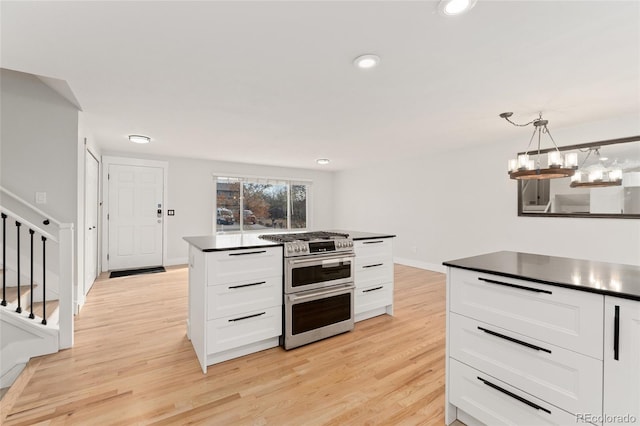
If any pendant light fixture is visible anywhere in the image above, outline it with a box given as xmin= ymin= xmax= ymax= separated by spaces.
xmin=570 ymin=147 xmax=623 ymax=188
xmin=501 ymin=112 xmax=578 ymax=180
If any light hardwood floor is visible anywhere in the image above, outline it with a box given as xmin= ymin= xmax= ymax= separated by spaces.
xmin=2 ymin=264 xmax=449 ymax=425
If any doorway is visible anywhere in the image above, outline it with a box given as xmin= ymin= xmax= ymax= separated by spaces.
xmin=103 ymin=157 xmax=167 ymax=271
xmin=84 ymin=150 xmax=99 ymax=295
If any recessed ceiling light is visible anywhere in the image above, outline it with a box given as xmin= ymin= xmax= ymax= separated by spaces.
xmin=438 ymin=0 xmax=477 ymax=16
xmin=128 ymin=134 xmax=151 ymax=144
xmin=353 ymin=54 xmax=380 ymax=70
xmin=316 ymin=158 xmax=330 ymax=165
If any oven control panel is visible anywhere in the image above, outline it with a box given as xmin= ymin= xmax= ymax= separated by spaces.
xmin=285 ymin=239 xmax=353 ymax=256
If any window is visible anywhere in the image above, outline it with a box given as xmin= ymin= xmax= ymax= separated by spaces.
xmin=215 ymin=176 xmax=309 ymax=233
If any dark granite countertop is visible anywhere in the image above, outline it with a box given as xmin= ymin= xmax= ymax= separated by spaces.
xmin=183 ymin=234 xmax=281 ymax=252
xmin=329 ymin=230 xmax=396 ymax=240
xmin=443 ymin=251 xmax=640 ymax=301
xmin=183 ymin=230 xmax=395 ymax=252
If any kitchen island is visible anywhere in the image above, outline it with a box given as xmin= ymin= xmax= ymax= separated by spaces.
xmin=443 ymin=251 xmax=640 ymax=426
xmin=183 ymin=230 xmax=395 ymax=373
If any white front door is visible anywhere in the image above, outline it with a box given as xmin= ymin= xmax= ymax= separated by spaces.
xmin=107 ymin=164 xmax=164 ymax=270
xmin=84 ymin=151 xmax=99 ymax=293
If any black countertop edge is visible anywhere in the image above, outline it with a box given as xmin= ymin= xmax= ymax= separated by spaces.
xmin=442 ymin=263 xmax=640 ymax=302
xmin=202 ymin=244 xmax=283 ymax=253
xmin=328 ymin=230 xmax=396 ymax=240
xmin=443 ymin=251 xmax=640 ymax=302
xmin=183 ymin=230 xmax=395 ymax=252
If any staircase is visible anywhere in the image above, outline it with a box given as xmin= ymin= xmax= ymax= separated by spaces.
xmin=0 ymin=187 xmax=74 ymax=393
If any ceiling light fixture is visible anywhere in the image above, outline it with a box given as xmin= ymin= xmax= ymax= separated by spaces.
xmin=501 ymin=112 xmax=578 ymax=180
xmin=128 ymin=134 xmax=151 ymax=144
xmin=316 ymin=158 xmax=330 ymax=165
xmin=354 ymin=54 xmax=380 ymax=69
xmin=570 ymin=147 xmax=623 ymax=188
xmin=438 ymin=0 xmax=477 ymax=16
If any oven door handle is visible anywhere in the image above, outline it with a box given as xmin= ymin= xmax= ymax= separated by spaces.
xmin=288 ymin=253 xmax=354 ymax=266
xmin=288 ymin=285 xmax=354 ymax=302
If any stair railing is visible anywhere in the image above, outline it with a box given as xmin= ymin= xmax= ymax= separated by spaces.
xmin=0 ymin=196 xmax=74 ymax=349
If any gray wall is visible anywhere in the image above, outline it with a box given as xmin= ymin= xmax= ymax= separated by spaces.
xmin=1 ymin=68 xmax=79 ymax=223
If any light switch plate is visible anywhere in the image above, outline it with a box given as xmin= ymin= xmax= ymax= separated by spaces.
xmin=35 ymin=192 xmax=47 ymax=204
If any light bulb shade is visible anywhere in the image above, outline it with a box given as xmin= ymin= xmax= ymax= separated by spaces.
xmin=508 ymin=159 xmax=518 ymax=172
xmin=590 ymin=169 xmax=603 ymax=182
xmin=129 ymin=134 xmax=151 ymax=144
xmin=608 ymin=168 xmax=623 ymax=181
xmin=527 ymin=160 xmax=535 ymax=170
xmin=571 ymin=171 xmax=582 ymax=183
xmin=438 ymin=0 xmax=478 ymax=16
xmin=548 ymin=151 xmax=563 ymax=168
xmin=564 ymin=152 xmax=578 ymax=168
xmin=517 ymin=154 xmax=529 ymax=170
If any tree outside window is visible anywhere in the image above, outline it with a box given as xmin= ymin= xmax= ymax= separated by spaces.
xmin=215 ymin=177 xmax=309 ymax=233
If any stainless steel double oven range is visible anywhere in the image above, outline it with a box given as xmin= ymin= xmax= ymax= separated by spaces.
xmin=260 ymin=231 xmax=355 ymax=349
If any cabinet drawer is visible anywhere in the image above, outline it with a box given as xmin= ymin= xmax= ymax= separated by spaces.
xmin=355 ymin=282 xmax=393 ymax=314
xmin=354 ymin=238 xmax=393 ymax=258
xmin=207 ymin=305 xmax=282 ymax=354
xmin=450 ymin=313 xmax=602 ymax=416
xmin=207 ymin=275 xmax=282 ymax=320
xmin=355 ymin=259 xmax=393 ymax=288
xmin=449 ymin=359 xmax=580 ymax=426
xmin=449 ymin=268 xmax=603 ymax=359
xmin=207 ymin=246 xmax=282 ymax=285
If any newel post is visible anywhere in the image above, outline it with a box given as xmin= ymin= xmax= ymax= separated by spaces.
xmin=58 ymin=223 xmax=74 ymax=349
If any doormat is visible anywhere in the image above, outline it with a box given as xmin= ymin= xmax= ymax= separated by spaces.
xmin=109 ymin=266 xmax=166 ymax=279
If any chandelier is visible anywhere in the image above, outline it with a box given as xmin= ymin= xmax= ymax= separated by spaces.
xmin=570 ymin=147 xmax=623 ymax=188
xmin=501 ymin=112 xmax=578 ymax=180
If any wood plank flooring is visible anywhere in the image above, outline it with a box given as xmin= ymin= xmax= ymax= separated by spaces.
xmin=2 ymin=264 xmax=448 ymax=425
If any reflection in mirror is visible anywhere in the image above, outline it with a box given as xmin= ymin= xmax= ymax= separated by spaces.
xmin=518 ymin=136 xmax=640 ymax=218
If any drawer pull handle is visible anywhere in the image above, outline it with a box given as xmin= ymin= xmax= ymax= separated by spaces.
xmin=229 ymin=312 xmax=266 ymax=322
xmin=363 ymin=286 xmax=383 ymax=293
xmin=614 ymin=305 xmax=620 ymax=361
xmin=228 ymin=250 xmax=267 ymax=257
xmin=363 ymin=240 xmax=384 ymax=244
xmin=477 ymin=327 xmax=552 ymax=354
xmin=478 ymin=277 xmax=552 ymax=295
xmin=228 ymin=281 xmax=266 ymax=289
xmin=363 ymin=263 xmax=383 ymax=269
xmin=477 ymin=376 xmax=551 ymax=414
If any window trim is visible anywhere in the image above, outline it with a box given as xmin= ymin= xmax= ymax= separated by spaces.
xmin=213 ymin=174 xmax=312 ymax=234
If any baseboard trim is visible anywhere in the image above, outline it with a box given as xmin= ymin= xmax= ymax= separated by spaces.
xmin=393 ymin=257 xmax=446 ymax=274
xmin=165 ymin=257 xmax=188 ymax=267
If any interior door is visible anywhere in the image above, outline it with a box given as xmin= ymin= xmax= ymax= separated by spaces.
xmin=108 ymin=164 xmax=163 ymax=270
xmin=84 ymin=151 xmax=99 ymax=293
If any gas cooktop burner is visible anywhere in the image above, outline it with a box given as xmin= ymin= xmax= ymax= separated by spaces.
xmin=259 ymin=231 xmax=353 ymax=257
xmin=259 ymin=231 xmax=349 ymax=243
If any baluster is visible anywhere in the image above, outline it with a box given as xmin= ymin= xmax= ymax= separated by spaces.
xmin=1 ymin=213 xmax=6 ymax=306
xmin=29 ymin=229 xmax=35 ymax=319
xmin=41 ymin=236 xmax=47 ymax=325
xmin=15 ymin=221 xmax=22 ymax=313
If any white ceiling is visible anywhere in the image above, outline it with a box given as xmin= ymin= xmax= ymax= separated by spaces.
xmin=1 ymin=1 xmax=638 ymax=171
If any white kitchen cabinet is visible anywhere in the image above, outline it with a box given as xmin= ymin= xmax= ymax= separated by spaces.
xmin=604 ymin=296 xmax=640 ymax=426
xmin=446 ymin=267 xmax=604 ymax=425
xmin=354 ymin=238 xmax=394 ymax=322
xmin=450 ymin=268 xmax=603 ymax=359
xmin=188 ymin=245 xmax=283 ymax=373
xmin=449 ymin=359 xmax=580 ymax=426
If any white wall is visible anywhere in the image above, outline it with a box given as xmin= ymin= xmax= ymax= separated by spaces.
xmin=101 ymin=152 xmax=335 ymax=266
xmin=334 ymin=114 xmax=640 ymax=271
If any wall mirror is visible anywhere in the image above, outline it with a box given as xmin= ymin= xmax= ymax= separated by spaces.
xmin=518 ymin=136 xmax=640 ymax=218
